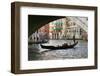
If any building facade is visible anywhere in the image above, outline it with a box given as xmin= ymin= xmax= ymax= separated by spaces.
xmin=49 ymin=17 xmax=88 ymax=40
xmin=29 ymin=24 xmax=49 ymax=42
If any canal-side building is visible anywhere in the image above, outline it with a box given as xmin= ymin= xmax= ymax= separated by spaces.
xmin=38 ymin=24 xmax=49 ymax=40
xmin=49 ymin=19 xmax=63 ymax=39
xmin=62 ymin=19 xmax=83 ymax=39
xmin=29 ymin=24 xmax=49 ymax=42
xmin=49 ymin=17 xmax=88 ymax=40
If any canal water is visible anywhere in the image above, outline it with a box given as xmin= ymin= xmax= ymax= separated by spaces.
xmin=28 ymin=40 xmax=88 ymax=61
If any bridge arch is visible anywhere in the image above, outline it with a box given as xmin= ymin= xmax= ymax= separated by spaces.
xmin=28 ymin=15 xmax=65 ymax=37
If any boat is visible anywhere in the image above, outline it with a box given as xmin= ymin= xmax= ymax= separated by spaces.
xmin=40 ymin=41 xmax=78 ymax=50
xmin=28 ymin=40 xmax=48 ymax=45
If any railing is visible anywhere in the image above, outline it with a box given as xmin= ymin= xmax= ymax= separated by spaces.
xmin=67 ymin=17 xmax=88 ymax=32
xmin=74 ymin=17 xmax=88 ymax=27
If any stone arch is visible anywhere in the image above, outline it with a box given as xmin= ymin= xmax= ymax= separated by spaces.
xmin=28 ymin=15 xmax=65 ymax=37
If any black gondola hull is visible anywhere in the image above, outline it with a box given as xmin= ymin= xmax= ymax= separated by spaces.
xmin=40 ymin=41 xmax=78 ymax=50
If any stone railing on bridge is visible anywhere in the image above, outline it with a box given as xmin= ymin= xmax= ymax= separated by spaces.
xmin=66 ymin=17 xmax=88 ymax=32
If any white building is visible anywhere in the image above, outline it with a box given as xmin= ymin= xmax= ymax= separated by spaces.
xmin=49 ymin=16 xmax=88 ymax=40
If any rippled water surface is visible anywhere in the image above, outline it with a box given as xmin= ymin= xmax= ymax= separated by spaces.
xmin=28 ymin=40 xmax=88 ymax=60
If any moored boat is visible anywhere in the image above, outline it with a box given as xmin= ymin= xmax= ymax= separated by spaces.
xmin=28 ymin=40 xmax=48 ymax=44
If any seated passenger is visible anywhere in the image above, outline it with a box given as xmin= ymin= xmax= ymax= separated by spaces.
xmin=62 ymin=43 xmax=68 ymax=47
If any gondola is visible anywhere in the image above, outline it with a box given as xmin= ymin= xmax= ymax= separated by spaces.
xmin=40 ymin=41 xmax=78 ymax=50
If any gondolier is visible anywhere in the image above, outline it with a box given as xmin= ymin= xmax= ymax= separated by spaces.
xmin=73 ymin=34 xmax=76 ymax=43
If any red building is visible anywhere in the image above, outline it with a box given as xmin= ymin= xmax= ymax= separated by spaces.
xmin=38 ymin=24 xmax=50 ymax=40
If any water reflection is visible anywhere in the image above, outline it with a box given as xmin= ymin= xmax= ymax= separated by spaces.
xmin=28 ymin=40 xmax=88 ymax=60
